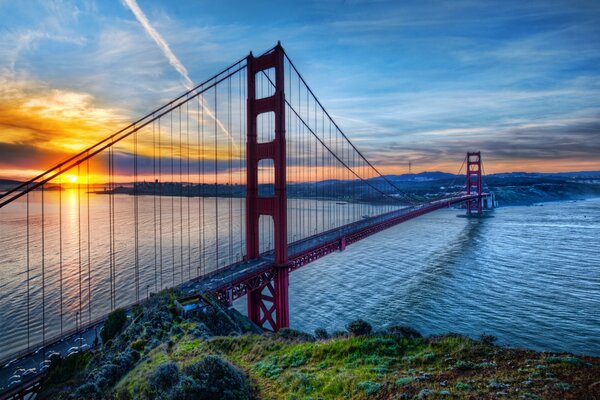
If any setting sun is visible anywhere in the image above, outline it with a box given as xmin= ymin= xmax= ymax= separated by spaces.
xmin=65 ymin=174 xmax=78 ymax=184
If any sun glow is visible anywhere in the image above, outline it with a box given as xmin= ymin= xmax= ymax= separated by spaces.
xmin=65 ymin=174 xmax=78 ymax=184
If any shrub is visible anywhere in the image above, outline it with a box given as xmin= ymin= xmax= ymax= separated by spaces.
xmin=100 ymin=308 xmax=127 ymax=344
xmin=358 ymin=380 xmax=381 ymax=395
xmin=71 ymin=382 xmax=103 ymax=399
xmin=170 ymin=324 xmax=184 ymax=338
xmin=346 ymin=319 xmax=372 ymax=336
xmin=386 ymin=325 xmax=422 ymax=339
xmin=546 ymin=356 xmax=586 ymax=365
xmin=149 ymin=361 xmax=180 ymax=392
xmin=275 ymin=328 xmax=314 ymax=342
xmin=129 ymin=339 xmax=146 ymax=351
xmin=454 ymin=360 xmax=476 ymax=370
xmin=184 ymin=355 xmax=251 ymax=399
xmin=479 ymin=333 xmax=497 ymax=345
xmin=314 ymin=327 xmax=329 ymax=340
xmin=44 ymin=352 xmax=92 ymax=386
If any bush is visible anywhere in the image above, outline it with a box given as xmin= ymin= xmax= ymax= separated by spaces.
xmin=71 ymin=382 xmax=103 ymax=399
xmin=100 ymin=308 xmax=127 ymax=344
xmin=358 ymin=380 xmax=381 ymax=395
xmin=454 ymin=360 xmax=476 ymax=370
xmin=184 ymin=355 xmax=251 ymax=399
xmin=314 ymin=327 xmax=329 ymax=340
xmin=44 ymin=352 xmax=92 ymax=386
xmin=479 ymin=333 xmax=497 ymax=346
xmin=149 ymin=361 xmax=180 ymax=392
xmin=130 ymin=338 xmax=146 ymax=351
xmin=275 ymin=328 xmax=314 ymax=342
xmin=346 ymin=319 xmax=372 ymax=336
xmin=386 ymin=325 xmax=422 ymax=339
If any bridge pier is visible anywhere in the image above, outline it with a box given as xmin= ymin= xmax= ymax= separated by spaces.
xmin=245 ymin=43 xmax=289 ymax=331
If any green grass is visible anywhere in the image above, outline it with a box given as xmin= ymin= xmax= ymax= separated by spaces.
xmin=43 ymin=291 xmax=599 ymax=399
xmin=112 ymin=330 xmax=599 ymax=399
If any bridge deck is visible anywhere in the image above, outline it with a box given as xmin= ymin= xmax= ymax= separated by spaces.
xmin=181 ymin=195 xmax=478 ymax=302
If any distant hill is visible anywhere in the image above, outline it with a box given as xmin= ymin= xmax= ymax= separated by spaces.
xmin=0 ymin=179 xmax=22 ymax=186
xmin=490 ymin=171 xmax=600 ymax=179
xmin=374 ymin=171 xmax=459 ymax=182
xmin=377 ymin=171 xmax=600 ymax=182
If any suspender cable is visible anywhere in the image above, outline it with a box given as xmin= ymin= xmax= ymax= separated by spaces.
xmin=179 ymin=107 xmax=183 ymax=284
xmin=41 ymin=183 xmax=45 ymax=349
xmin=134 ymin=128 xmax=139 ymax=301
xmin=196 ymin=95 xmax=201 ymax=277
xmin=171 ymin=112 xmax=175 ymax=286
xmin=26 ymin=189 xmax=30 ymax=351
xmin=186 ymin=101 xmax=191 ymax=279
xmin=214 ymin=85 xmax=219 ymax=270
xmin=159 ymin=118 xmax=163 ymax=290
xmin=228 ymin=73 xmax=233 ymax=266
xmin=153 ymin=119 xmax=158 ymax=293
xmin=87 ymin=160 xmax=92 ymax=322
xmin=78 ymin=165 xmax=83 ymax=333
xmin=59 ymin=176 xmax=63 ymax=335
xmin=201 ymin=96 xmax=205 ymax=277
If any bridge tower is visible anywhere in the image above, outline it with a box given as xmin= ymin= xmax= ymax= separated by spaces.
xmin=245 ymin=43 xmax=289 ymax=331
xmin=466 ymin=151 xmax=483 ymax=215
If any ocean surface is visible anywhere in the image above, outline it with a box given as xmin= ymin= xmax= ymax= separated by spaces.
xmin=1 ymin=193 xmax=599 ymax=362
xmin=281 ymin=198 xmax=600 ymax=356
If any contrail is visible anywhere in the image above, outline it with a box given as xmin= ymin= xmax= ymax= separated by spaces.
xmin=122 ymin=0 xmax=236 ymax=147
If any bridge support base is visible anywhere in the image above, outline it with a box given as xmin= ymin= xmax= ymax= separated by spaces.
xmin=247 ymin=266 xmax=289 ymax=331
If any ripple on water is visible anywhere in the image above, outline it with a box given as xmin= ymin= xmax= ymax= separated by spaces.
xmin=285 ymin=199 xmax=600 ymax=356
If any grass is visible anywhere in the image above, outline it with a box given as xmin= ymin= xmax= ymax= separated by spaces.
xmin=40 ymin=291 xmax=600 ymax=399
xmin=115 ymin=330 xmax=600 ymax=399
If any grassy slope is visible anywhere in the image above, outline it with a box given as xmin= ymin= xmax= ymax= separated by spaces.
xmin=117 ymin=324 xmax=600 ymax=399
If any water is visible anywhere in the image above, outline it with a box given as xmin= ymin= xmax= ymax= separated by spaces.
xmin=1 ymin=193 xmax=599 ymax=361
xmin=0 ymin=189 xmax=392 ymax=362
xmin=282 ymin=198 xmax=600 ymax=356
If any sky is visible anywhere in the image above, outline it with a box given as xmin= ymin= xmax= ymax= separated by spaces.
xmin=0 ymin=0 xmax=599 ymax=180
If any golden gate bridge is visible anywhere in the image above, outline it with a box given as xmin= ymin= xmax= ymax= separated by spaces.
xmin=0 ymin=42 xmax=490 ymax=398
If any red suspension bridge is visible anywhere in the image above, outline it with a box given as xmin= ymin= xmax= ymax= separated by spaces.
xmin=0 ymin=43 xmax=490 ymax=395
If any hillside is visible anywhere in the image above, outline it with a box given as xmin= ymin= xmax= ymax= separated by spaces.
xmin=37 ymin=290 xmax=600 ymax=399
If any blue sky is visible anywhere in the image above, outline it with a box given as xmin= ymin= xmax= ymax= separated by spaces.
xmin=1 ymin=0 xmax=599 ymax=175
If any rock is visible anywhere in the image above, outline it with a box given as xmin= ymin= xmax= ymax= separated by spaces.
xmin=488 ymin=380 xmax=510 ymax=390
xmin=418 ymin=388 xmax=432 ymax=398
xmin=414 ymin=373 xmax=432 ymax=382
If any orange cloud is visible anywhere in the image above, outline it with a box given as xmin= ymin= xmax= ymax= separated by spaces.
xmin=0 ymin=73 xmax=129 ymax=180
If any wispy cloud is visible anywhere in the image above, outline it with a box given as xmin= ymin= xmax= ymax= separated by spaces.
xmin=122 ymin=0 xmax=193 ymax=89
xmin=122 ymin=0 xmax=234 ymax=145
